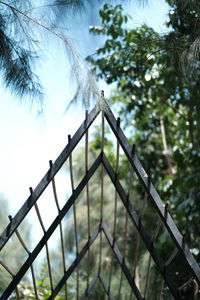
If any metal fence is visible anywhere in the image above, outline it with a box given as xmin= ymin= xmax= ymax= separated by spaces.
xmin=0 ymin=99 xmax=199 ymax=299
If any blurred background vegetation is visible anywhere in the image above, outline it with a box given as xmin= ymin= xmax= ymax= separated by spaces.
xmin=0 ymin=0 xmax=200 ymax=299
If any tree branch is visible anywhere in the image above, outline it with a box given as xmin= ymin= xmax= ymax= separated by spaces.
xmin=0 ymin=1 xmax=71 ymax=47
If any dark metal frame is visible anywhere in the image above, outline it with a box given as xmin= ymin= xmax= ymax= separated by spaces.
xmin=0 ymin=101 xmax=199 ymax=300
xmin=0 ymin=154 xmax=102 ymax=300
xmin=80 ymin=272 xmax=116 ymax=300
xmin=48 ymin=221 xmax=143 ymax=300
xmin=103 ymin=104 xmax=200 ymax=285
xmin=0 ymin=104 xmax=101 ymax=251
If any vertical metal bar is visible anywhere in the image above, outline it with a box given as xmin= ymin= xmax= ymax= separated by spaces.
xmin=118 ymin=213 xmax=129 ymax=299
xmin=85 ymin=110 xmax=91 ymax=294
xmin=144 ymin=212 xmax=163 ymax=298
xmin=79 ymin=273 xmax=98 ymax=300
xmin=104 ymin=104 xmax=200 ymax=286
xmin=47 ymin=225 xmax=101 ymax=300
xmin=132 ymin=192 xmax=148 ymax=280
xmin=119 ymin=164 xmax=133 ymax=300
xmin=108 ymin=119 xmax=120 ymax=293
xmin=49 ymin=160 xmax=68 ymax=299
xmin=34 ymin=198 xmax=53 ymax=292
xmin=102 ymin=222 xmax=143 ymax=300
xmin=102 ymin=153 xmax=178 ymax=298
xmin=85 ymin=111 xmax=91 ymax=239
xmin=30 ymin=265 xmax=39 ymax=300
xmin=0 ymin=260 xmax=20 ymax=299
xmin=127 ymin=146 xmax=142 ymax=300
xmin=0 ymin=103 xmax=101 ymax=253
xmin=68 ymin=136 xmax=79 ymax=300
xmin=34 ymin=202 xmax=46 ymax=233
xmin=145 ymin=204 xmax=169 ymax=298
xmin=113 ymin=117 xmax=120 ymax=238
xmin=99 ymin=109 xmax=105 ymax=273
xmin=1 ymin=155 xmax=102 ymax=300
xmin=193 ymin=279 xmax=199 ymax=300
xmin=9 ymin=214 xmax=39 ymax=300
xmin=15 ymin=287 xmax=20 ymax=300
xmin=164 ymin=248 xmax=178 ymax=267
xmin=99 ymin=273 xmax=116 ymax=300
xmin=58 ymin=221 xmax=68 ymax=298
xmin=143 ymin=218 xmax=162 ymax=298
xmin=151 ymin=219 xmax=162 ymax=244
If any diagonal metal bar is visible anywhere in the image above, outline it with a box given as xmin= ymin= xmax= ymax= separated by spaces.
xmin=101 ymin=221 xmax=143 ymax=300
xmin=0 ymin=100 xmax=199 ymax=299
xmin=13 ymin=223 xmax=39 ymax=299
xmin=80 ymin=272 xmax=99 ymax=300
xmin=49 ymin=220 xmax=140 ymax=300
xmin=102 ymin=153 xmax=178 ymax=299
xmin=48 ymin=225 xmax=101 ymax=300
xmin=0 ymin=103 xmax=101 ymax=251
xmin=80 ymin=272 xmax=116 ymax=300
xmin=99 ymin=272 xmax=116 ymax=300
xmin=103 ymin=104 xmax=200 ymax=286
xmin=0 ymin=153 xmax=102 ymax=300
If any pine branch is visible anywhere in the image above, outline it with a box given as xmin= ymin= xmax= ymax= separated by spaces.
xmin=0 ymin=1 xmax=71 ymax=46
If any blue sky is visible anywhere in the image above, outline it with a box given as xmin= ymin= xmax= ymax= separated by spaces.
xmin=0 ymin=0 xmax=170 ymax=217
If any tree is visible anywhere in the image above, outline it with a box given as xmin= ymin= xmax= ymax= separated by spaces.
xmin=0 ymin=0 xmax=98 ymax=104
xmin=0 ymin=0 xmax=137 ymax=105
xmin=86 ymin=3 xmax=200 ymax=298
xmin=1 ymin=1 xmax=200 ymax=298
xmin=0 ymin=1 xmax=200 ymax=106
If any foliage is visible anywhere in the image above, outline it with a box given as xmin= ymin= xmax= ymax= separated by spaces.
xmin=87 ymin=1 xmax=200 ymax=243
xmin=86 ymin=2 xmax=200 ymax=298
xmin=9 ymin=264 xmax=61 ymax=299
xmin=2 ymin=1 xmax=200 ymax=298
xmin=0 ymin=0 xmax=200 ymax=105
xmin=0 ymin=1 xmax=43 ymax=100
xmin=0 ymin=0 xmax=103 ymax=104
xmin=165 ymin=0 xmax=200 ymax=74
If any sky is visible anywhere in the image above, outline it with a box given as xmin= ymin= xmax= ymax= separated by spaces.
xmin=0 ymin=0 xmax=170 ymax=223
